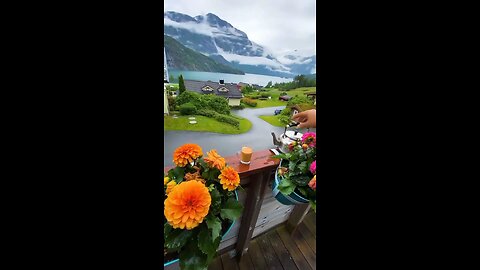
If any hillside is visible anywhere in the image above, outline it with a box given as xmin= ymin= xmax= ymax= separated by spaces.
xmin=164 ymin=11 xmax=315 ymax=78
xmin=164 ymin=35 xmax=245 ymax=75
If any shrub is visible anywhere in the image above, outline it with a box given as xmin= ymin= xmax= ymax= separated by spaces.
xmin=176 ymin=91 xmax=201 ymax=107
xmin=287 ymin=95 xmax=313 ymax=107
xmin=241 ymin=98 xmax=257 ymax=107
xmin=260 ymin=93 xmax=270 ymax=98
xmin=214 ymin=114 xmax=239 ymax=128
xmin=167 ymin=96 xmax=176 ymax=112
xmin=199 ymin=94 xmax=230 ymax=115
xmin=179 ymin=102 xmax=197 ymax=115
xmin=196 ymin=109 xmax=215 ymax=118
xmin=280 ymin=92 xmax=288 ymax=96
xmin=197 ymin=109 xmax=239 ymax=128
xmin=230 ymin=104 xmax=245 ymax=110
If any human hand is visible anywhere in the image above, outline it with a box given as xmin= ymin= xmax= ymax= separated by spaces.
xmin=291 ymin=109 xmax=316 ymax=128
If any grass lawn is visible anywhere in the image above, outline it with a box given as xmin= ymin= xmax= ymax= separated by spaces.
xmin=258 ymin=115 xmax=285 ymax=127
xmin=244 ymin=87 xmax=316 ymax=108
xmin=164 ymin=114 xmax=252 ymax=134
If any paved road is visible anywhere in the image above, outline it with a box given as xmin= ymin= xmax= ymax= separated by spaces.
xmin=164 ymin=106 xmax=315 ymax=167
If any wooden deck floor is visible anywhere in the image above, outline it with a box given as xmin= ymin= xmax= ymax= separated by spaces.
xmin=208 ymin=211 xmax=316 ymax=270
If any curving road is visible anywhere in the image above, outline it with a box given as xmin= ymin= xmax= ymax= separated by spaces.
xmin=163 ymin=106 xmax=315 ymax=167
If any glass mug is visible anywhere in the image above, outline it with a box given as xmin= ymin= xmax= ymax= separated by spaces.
xmin=240 ymin=146 xmax=253 ymax=165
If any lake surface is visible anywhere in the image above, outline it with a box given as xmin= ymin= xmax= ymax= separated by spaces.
xmin=168 ymin=70 xmax=293 ymax=86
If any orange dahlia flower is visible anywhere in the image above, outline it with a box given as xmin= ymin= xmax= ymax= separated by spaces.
xmin=166 ymin=180 xmax=177 ymax=194
xmin=164 ymin=180 xmax=211 ymax=230
xmin=218 ymin=167 xmax=240 ymax=191
xmin=173 ymin=144 xmax=203 ymax=167
xmin=203 ymin=149 xmax=226 ymax=170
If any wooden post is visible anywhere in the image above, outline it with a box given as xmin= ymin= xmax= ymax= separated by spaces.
xmin=286 ymin=204 xmax=311 ymax=234
xmin=235 ymin=170 xmax=270 ymax=260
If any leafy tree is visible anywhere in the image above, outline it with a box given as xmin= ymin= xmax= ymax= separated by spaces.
xmin=265 ymin=81 xmax=272 ymax=88
xmin=178 ymin=75 xmax=186 ymax=94
xmin=287 ymin=95 xmax=313 ymax=107
xmin=241 ymin=85 xmax=254 ymax=94
xmin=176 ymin=91 xmax=201 ymax=107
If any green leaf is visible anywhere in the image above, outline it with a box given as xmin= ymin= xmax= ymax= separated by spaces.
xmin=272 ymin=153 xmax=288 ymax=159
xmin=168 ymin=166 xmax=186 ymax=182
xmin=220 ymin=198 xmax=243 ymax=221
xmin=290 ymin=175 xmax=311 ymax=186
xmin=209 ymin=188 xmax=222 ymax=215
xmin=310 ymin=200 xmax=316 ymax=213
xmin=298 ymin=161 xmax=308 ymax=173
xmin=179 ymin=240 xmax=208 ymax=270
xmin=198 ymin=225 xmax=220 ymax=264
xmin=288 ymin=159 xmax=298 ymax=171
xmin=278 ymin=177 xmax=296 ymax=195
xmin=164 ymin=222 xmax=173 ymax=238
xmin=205 ymin=215 xmax=221 ymax=241
xmin=164 ymin=228 xmax=193 ymax=250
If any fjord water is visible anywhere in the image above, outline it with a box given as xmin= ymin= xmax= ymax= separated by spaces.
xmin=168 ymin=70 xmax=293 ymax=86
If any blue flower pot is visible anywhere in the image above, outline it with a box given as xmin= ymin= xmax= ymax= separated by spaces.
xmin=272 ymin=160 xmax=309 ymax=205
xmin=163 ymin=190 xmax=239 ymax=267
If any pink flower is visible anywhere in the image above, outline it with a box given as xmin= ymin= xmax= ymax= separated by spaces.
xmin=301 ymin=132 xmax=316 ymax=147
xmin=310 ymin=161 xmax=316 ymax=175
xmin=309 ymin=175 xmax=316 ymax=190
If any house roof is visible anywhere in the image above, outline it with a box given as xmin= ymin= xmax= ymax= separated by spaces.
xmin=184 ymin=80 xmax=243 ymax=99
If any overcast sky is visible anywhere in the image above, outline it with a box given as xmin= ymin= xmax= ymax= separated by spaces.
xmin=164 ymin=0 xmax=316 ymax=58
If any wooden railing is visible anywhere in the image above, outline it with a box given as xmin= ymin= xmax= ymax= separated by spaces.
xmin=164 ymin=149 xmax=311 ymax=264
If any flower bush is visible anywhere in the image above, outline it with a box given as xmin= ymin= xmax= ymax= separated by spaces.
xmin=273 ymin=132 xmax=317 ymax=212
xmin=164 ymin=144 xmax=243 ymax=270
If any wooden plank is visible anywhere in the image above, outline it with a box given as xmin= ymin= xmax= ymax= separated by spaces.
xmin=256 ymin=232 xmax=285 ymax=270
xmin=245 ymin=239 xmax=268 ymax=270
xmin=256 ymin=204 xmax=293 ymax=227
xmin=218 ymin=236 xmax=237 ymax=253
xmin=298 ymin=223 xmax=316 ymax=254
xmin=253 ymin=213 xmax=290 ymax=238
xmin=291 ymin=229 xmax=316 ymax=269
xmin=302 ymin=212 xmax=316 ymax=236
xmin=237 ymin=251 xmax=254 ymax=270
xmin=221 ymin=251 xmax=240 ymax=270
xmin=267 ymin=230 xmax=299 ymax=270
xmin=286 ymin=204 xmax=310 ymax=234
xmin=208 ymin=256 xmax=223 ymax=270
xmin=277 ymin=226 xmax=312 ymax=270
xmin=235 ymin=170 xmax=271 ymax=258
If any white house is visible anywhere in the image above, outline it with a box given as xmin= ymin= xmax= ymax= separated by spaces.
xmin=183 ymin=79 xmax=243 ymax=106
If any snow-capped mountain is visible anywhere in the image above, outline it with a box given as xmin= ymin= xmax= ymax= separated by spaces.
xmin=164 ymin=11 xmax=316 ymax=78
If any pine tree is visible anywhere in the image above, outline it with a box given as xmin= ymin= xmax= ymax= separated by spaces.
xmin=178 ymin=75 xmax=186 ymax=94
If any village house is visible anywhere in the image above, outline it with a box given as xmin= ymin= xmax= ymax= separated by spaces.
xmin=184 ymin=79 xmax=243 ymax=106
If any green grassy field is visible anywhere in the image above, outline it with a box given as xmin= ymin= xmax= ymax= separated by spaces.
xmin=258 ymin=115 xmax=285 ymax=127
xmin=244 ymin=87 xmax=316 ymax=108
xmin=164 ymin=114 xmax=252 ymax=134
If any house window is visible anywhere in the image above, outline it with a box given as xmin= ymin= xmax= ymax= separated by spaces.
xmin=218 ymin=87 xmax=229 ymax=92
xmin=202 ymin=85 xmax=213 ymax=92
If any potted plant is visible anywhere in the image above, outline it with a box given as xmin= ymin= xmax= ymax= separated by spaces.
xmin=272 ymin=132 xmax=317 ymax=212
xmin=163 ymin=143 xmax=244 ymax=270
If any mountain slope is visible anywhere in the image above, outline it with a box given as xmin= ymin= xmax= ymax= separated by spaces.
xmin=164 ymin=11 xmax=315 ymax=78
xmin=164 ymin=35 xmax=244 ymax=75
